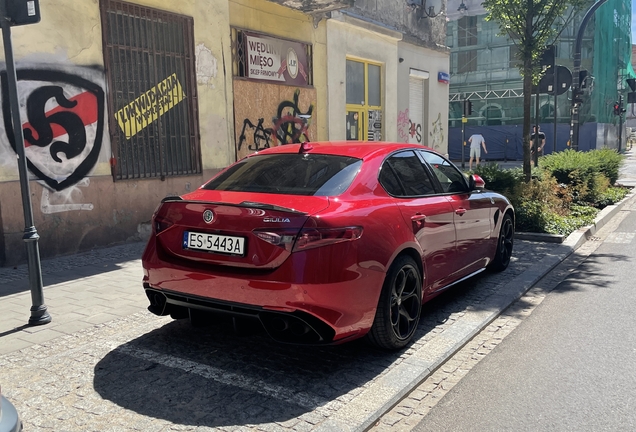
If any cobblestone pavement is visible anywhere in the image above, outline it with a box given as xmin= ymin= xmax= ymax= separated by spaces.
xmin=0 ymin=236 xmax=562 ymax=432
xmin=0 ymin=179 xmax=634 ymax=431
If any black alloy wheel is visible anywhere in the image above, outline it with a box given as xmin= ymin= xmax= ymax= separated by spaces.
xmin=367 ymin=256 xmax=422 ymax=350
xmin=490 ymin=213 xmax=514 ymax=271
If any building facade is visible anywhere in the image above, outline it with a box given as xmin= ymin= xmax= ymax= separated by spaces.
xmin=445 ymin=0 xmax=634 ymax=161
xmin=0 ymin=0 xmax=448 ymax=266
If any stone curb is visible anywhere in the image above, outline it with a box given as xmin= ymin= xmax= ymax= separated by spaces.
xmin=332 ymin=188 xmax=636 ymax=432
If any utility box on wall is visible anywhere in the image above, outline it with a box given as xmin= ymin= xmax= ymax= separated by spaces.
xmin=4 ymin=0 xmax=40 ymax=26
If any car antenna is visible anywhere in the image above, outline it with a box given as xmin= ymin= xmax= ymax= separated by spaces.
xmin=299 ymin=142 xmax=313 ymax=153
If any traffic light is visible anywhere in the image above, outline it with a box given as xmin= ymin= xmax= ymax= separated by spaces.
xmin=613 ymin=100 xmax=626 ymax=116
xmin=463 ymin=99 xmax=472 ymax=116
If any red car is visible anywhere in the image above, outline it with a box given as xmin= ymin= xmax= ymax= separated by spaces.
xmin=142 ymin=142 xmax=514 ymax=350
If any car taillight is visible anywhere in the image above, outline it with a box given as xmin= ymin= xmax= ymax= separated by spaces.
xmin=254 ymin=230 xmax=298 ymax=252
xmin=254 ymin=226 xmax=363 ymax=252
xmin=154 ymin=215 xmax=174 ymax=234
xmin=293 ymin=226 xmax=363 ymax=252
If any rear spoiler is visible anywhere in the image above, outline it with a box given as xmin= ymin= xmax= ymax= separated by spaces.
xmin=158 ymin=197 xmax=308 ymax=215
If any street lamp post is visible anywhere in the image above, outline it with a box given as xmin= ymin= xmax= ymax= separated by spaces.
xmin=0 ymin=2 xmax=51 ymax=325
xmin=570 ymin=0 xmax=609 ymax=151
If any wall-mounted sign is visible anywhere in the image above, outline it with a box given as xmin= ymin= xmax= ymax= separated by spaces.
xmin=245 ymin=33 xmax=310 ymax=86
xmin=438 ymin=72 xmax=450 ymax=84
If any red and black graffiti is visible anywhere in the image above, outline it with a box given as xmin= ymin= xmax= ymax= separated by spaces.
xmin=273 ymin=89 xmax=312 ymax=145
xmin=23 ymin=86 xmax=87 ymax=163
xmin=409 ymin=120 xmax=422 ymax=143
xmin=1 ymin=69 xmax=104 ymax=191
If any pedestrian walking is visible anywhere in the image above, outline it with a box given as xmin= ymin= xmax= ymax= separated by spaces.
xmin=530 ymin=125 xmax=546 ymax=156
xmin=468 ymin=133 xmax=487 ymax=170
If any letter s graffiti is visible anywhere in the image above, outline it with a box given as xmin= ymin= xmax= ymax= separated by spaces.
xmin=23 ymin=86 xmax=87 ymax=163
xmin=1 ymin=69 xmax=105 ymax=192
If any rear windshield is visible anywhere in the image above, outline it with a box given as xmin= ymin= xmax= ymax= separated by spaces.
xmin=203 ymin=153 xmax=362 ymax=196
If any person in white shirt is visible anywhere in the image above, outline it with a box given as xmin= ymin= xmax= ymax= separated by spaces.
xmin=468 ymin=133 xmax=487 ymax=170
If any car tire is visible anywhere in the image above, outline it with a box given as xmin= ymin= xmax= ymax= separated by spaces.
xmin=489 ymin=213 xmax=514 ymax=272
xmin=367 ymin=255 xmax=422 ymax=350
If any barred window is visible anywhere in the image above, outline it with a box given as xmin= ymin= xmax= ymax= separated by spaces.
xmin=100 ymin=0 xmax=201 ymax=180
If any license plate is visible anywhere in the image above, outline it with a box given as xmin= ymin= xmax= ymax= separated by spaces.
xmin=183 ymin=231 xmax=245 ymax=255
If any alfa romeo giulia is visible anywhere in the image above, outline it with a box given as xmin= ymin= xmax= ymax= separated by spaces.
xmin=141 ymin=142 xmax=514 ymax=349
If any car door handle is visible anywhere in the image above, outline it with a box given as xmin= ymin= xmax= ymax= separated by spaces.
xmin=455 ymin=208 xmax=467 ymax=216
xmin=411 ymin=213 xmax=426 ymax=230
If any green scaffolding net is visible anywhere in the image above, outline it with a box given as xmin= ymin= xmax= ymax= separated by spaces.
xmin=590 ymin=0 xmax=636 ymax=124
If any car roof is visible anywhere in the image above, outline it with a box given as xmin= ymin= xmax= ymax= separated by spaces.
xmin=248 ymin=141 xmax=437 ymax=160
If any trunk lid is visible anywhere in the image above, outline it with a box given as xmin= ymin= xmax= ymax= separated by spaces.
xmin=154 ymin=191 xmax=330 ymax=269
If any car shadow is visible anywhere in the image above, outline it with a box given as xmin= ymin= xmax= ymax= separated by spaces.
xmin=92 ymin=245 xmax=621 ymax=428
xmin=93 ymin=316 xmax=396 ymax=427
xmin=91 ymin=270 xmax=499 ymax=428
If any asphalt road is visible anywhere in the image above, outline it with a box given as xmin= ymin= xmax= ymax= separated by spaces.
xmin=412 ymin=197 xmax=636 ymax=431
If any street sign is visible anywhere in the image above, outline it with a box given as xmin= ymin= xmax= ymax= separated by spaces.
xmin=537 ymin=65 xmax=572 ymax=96
xmin=4 ymin=0 xmax=40 ymax=26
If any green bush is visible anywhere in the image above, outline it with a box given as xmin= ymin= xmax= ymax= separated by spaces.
xmin=476 ymin=150 xmax=629 ymax=236
xmin=515 ymin=200 xmax=552 ymax=233
xmin=544 ymin=214 xmax=595 ymax=236
xmin=540 ymin=149 xmax=595 ymax=186
xmin=472 ymin=163 xmax=523 ymax=196
xmin=588 ymin=148 xmax=623 ymax=185
xmin=583 ymin=173 xmax=610 ymax=206
xmin=594 ymin=186 xmax=630 ymax=208
xmin=540 ymin=148 xmax=624 ymax=189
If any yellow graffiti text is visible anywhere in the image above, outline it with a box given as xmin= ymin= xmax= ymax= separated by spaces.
xmin=114 ymin=73 xmax=185 ymax=139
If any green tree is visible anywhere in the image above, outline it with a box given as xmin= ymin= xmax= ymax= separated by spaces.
xmin=482 ymin=0 xmax=588 ymax=181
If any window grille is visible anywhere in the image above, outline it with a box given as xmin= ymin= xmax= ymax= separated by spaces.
xmin=100 ymin=0 xmax=201 ymax=180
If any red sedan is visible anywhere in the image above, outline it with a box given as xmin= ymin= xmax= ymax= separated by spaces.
xmin=142 ymin=142 xmax=514 ymax=350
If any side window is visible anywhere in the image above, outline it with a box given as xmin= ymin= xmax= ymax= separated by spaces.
xmin=419 ymin=151 xmax=468 ymax=193
xmin=379 ymin=164 xmax=403 ymax=196
xmin=382 ymin=151 xmax=436 ymax=197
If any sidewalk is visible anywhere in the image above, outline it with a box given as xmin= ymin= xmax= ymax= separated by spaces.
xmin=0 ymin=242 xmax=147 ymax=353
xmin=1 ymin=146 xmax=635 ymax=431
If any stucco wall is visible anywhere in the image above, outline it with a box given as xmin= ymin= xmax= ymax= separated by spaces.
xmin=326 ymin=15 xmax=400 ymax=141
xmin=346 ymin=0 xmax=447 ymax=50
xmin=229 ymin=0 xmax=328 ymax=143
xmin=0 ymin=0 xmax=232 ymax=266
xmin=397 ymin=42 xmax=450 ymax=155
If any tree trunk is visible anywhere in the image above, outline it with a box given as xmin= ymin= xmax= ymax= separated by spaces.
xmin=522 ymin=0 xmax=533 ymax=183
xmin=523 ymin=65 xmax=533 ymax=182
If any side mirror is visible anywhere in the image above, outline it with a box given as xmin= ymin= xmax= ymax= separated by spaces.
xmin=469 ymin=174 xmax=485 ymax=191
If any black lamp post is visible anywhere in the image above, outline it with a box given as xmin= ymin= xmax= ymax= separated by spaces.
xmin=0 ymin=0 xmax=51 ymax=325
